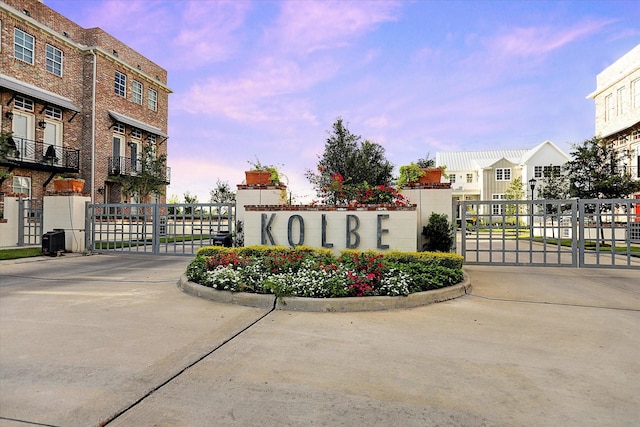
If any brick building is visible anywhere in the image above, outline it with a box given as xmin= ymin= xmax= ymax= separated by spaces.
xmin=1 ymin=0 xmax=171 ymax=204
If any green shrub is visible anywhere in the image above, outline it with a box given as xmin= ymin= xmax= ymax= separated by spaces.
xmin=422 ymin=212 xmax=455 ymax=252
xmin=185 ymin=256 xmax=209 ymax=283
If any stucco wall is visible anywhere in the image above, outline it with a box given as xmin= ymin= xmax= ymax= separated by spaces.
xmin=244 ymin=207 xmax=418 ymax=255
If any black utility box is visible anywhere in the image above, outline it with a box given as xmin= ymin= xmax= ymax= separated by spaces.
xmin=213 ymin=232 xmax=232 ymax=247
xmin=42 ymin=229 xmax=65 ymax=256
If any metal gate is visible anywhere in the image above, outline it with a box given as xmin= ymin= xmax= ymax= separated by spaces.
xmin=17 ymin=198 xmax=43 ymax=246
xmin=459 ymin=198 xmax=639 ymax=268
xmin=86 ymin=202 xmax=235 ymax=256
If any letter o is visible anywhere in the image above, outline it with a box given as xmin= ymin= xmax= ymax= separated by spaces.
xmin=287 ymin=215 xmax=304 ymax=246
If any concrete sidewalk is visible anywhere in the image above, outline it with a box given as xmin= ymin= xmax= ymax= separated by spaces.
xmin=1 ymin=255 xmax=638 ymax=426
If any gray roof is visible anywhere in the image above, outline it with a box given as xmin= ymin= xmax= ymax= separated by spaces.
xmin=0 ymin=73 xmax=80 ymax=112
xmin=437 ymin=149 xmax=529 ymax=171
xmin=108 ymin=110 xmax=168 ymax=138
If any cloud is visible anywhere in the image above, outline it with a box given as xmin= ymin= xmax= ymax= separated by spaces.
xmin=80 ymin=1 xmax=251 ymax=68
xmin=79 ymin=1 xmax=175 ymax=61
xmin=488 ymin=19 xmax=614 ymax=58
xmin=174 ymin=54 xmax=341 ymax=124
xmin=270 ymin=1 xmax=401 ymax=54
xmin=170 ymin=1 xmax=252 ymax=67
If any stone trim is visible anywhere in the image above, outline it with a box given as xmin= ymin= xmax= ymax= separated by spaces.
xmin=244 ymin=204 xmax=417 ymax=211
xmin=401 ymin=182 xmax=452 ymax=189
xmin=177 ymin=273 xmax=471 ymax=312
xmin=237 ymin=184 xmax=287 ymax=189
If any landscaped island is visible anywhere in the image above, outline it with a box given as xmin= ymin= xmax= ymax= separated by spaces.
xmin=185 ymin=246 xmax=463 ymax=299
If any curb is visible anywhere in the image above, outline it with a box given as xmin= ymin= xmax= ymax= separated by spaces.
xmin=177 ymin=273 xmax=471 ymax=312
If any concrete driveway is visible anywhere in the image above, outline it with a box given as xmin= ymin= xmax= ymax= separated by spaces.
xmin=1 ymin=254 xmax=638 ymax=426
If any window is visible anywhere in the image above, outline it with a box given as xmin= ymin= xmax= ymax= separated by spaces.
xmin=495 ymin=168 xmax=511 ymax=181
xmin=14 ymin=96 xmax=33 ymax=111
xmin=14 ymin=28 xmax=34 ymax=64
xmin=543 ymin=166 xmax=561 ymax=178
xmin=148 ymin=88 xmax=157 ymax=111
xmin=534 ymin=166 xmax=543 ymax=178
xmin=113 ymin=122 xmax=125 ymax=134
xmin=13 ymin=176 xmax=31 ymax=198
xmin=45 ymin=106 xmax=62 ymax=120
xmin=130 ymin=128 xmax=142 ymax=139
xmin=633 ymin=79 xmax=640 ymax=110
xmin=466 ymin=173 xmax=473 ymax=183
xmin=45 ymin=44 xmax=63 ymax=76
xmin=114 ymin=71 xmax=126 ymax=97
xmin=132 ymin=80 xmax=143 ymax=104
xmin=492 ymin=194 xmax=505 ymax=215
xmin=617 ymin=87 xmax=626 ymax=115
xmin=449 ymin=174 xmax=456 ymax=183
xmin=605 ymin=94 xmax=614 ymax=121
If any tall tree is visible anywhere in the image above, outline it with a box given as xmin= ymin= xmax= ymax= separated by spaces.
xmin=306 ymin=118 xmax=394 ymax=203
xmin=565 ymin=136 xmax=640 ymax=241
xmin=565 ymin=136 xmax=640 ymax=201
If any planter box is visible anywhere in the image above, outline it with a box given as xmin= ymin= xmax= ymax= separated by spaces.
xmin=418 ymin=168 xmax=442 ymax=184
xmin=245 ymin=170 xmax=272 ymax=185
xmin=53 ymin=178 xmax=85 ymax=193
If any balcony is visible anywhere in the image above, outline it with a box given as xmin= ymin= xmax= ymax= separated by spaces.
xmin=1 ymin=136 xmax=80 ymax=172
xmin=108 ymin=156 xmax=171 ymax=184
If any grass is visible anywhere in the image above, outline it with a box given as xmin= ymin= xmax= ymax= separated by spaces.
xmin=532 ymin=237 xmax=640 ymax=255
xmin=0 ymin=247 xmax=44 ymax=260
xmin=94 ymin=234 xmax=216 ymax=249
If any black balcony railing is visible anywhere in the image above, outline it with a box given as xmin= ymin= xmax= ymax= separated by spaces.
xmin=1 ymin=136 xmax=80 ymax=172
xmin=108 ymin=156 xmax=171 ymax=184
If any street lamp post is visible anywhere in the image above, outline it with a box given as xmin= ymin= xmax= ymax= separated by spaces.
xmin=528 ymin=178 xmax=537 ymax=235
xmin=528 ymin=178 xmax=537 ymax=200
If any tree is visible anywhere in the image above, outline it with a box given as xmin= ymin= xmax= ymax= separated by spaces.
xmin=183 ymin=191 xmax=199 ymax=215
xmin=504 ymin=176 xmax=525 ymax=222
xmin=305 ymin=118 xmax=394 ymax=203
xmin=0 ymin=131 xmax=17 ymax=162
xmin=539 ymin=165 xmax=570 ymax=201
xmin=565 ymin=136 xmax=640 ymax=241
xmin=112 ymin=143 xmax=168 ymax=202
xmin=167 ymin=194 xmax=181 ymax=215
xmin=209 ymin=179 xmax=236 ymax=204
xmin=539 ymin=165 xmax=571 ymax=238
xmin=210 ymin=179 xmax=236 ymax=216
xmin=565 ymin=136 xmax=640 ymax=201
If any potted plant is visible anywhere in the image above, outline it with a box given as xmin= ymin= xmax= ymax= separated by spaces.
xmin=245 ymin=157 xmax=282 ymax=185
xmin=397 ymin=163 xmax=425 ymax=187
xmin=399 ymin=153 xmax=447 ymax=185
xmin=53 ymin=173 xmax=85 ymax=193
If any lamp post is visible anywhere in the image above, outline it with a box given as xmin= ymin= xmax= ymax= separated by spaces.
xmin=528 ymin=178 xmax=537 ymax=234
xmin=528 ymin=178 xmax=537 ymax=200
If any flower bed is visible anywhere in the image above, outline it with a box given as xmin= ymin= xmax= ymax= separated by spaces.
xmin=186 ymin=246 xmax=463 ymax=299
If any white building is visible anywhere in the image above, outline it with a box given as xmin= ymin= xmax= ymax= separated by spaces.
xmin=587 ymin=43 xmax=640 ymax=200
xmin=436 ymin=141 xmax=570 ymax=218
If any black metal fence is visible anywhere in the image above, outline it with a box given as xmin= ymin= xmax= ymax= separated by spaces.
xmin=2 ymin=137 xmax=79 ymax=172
